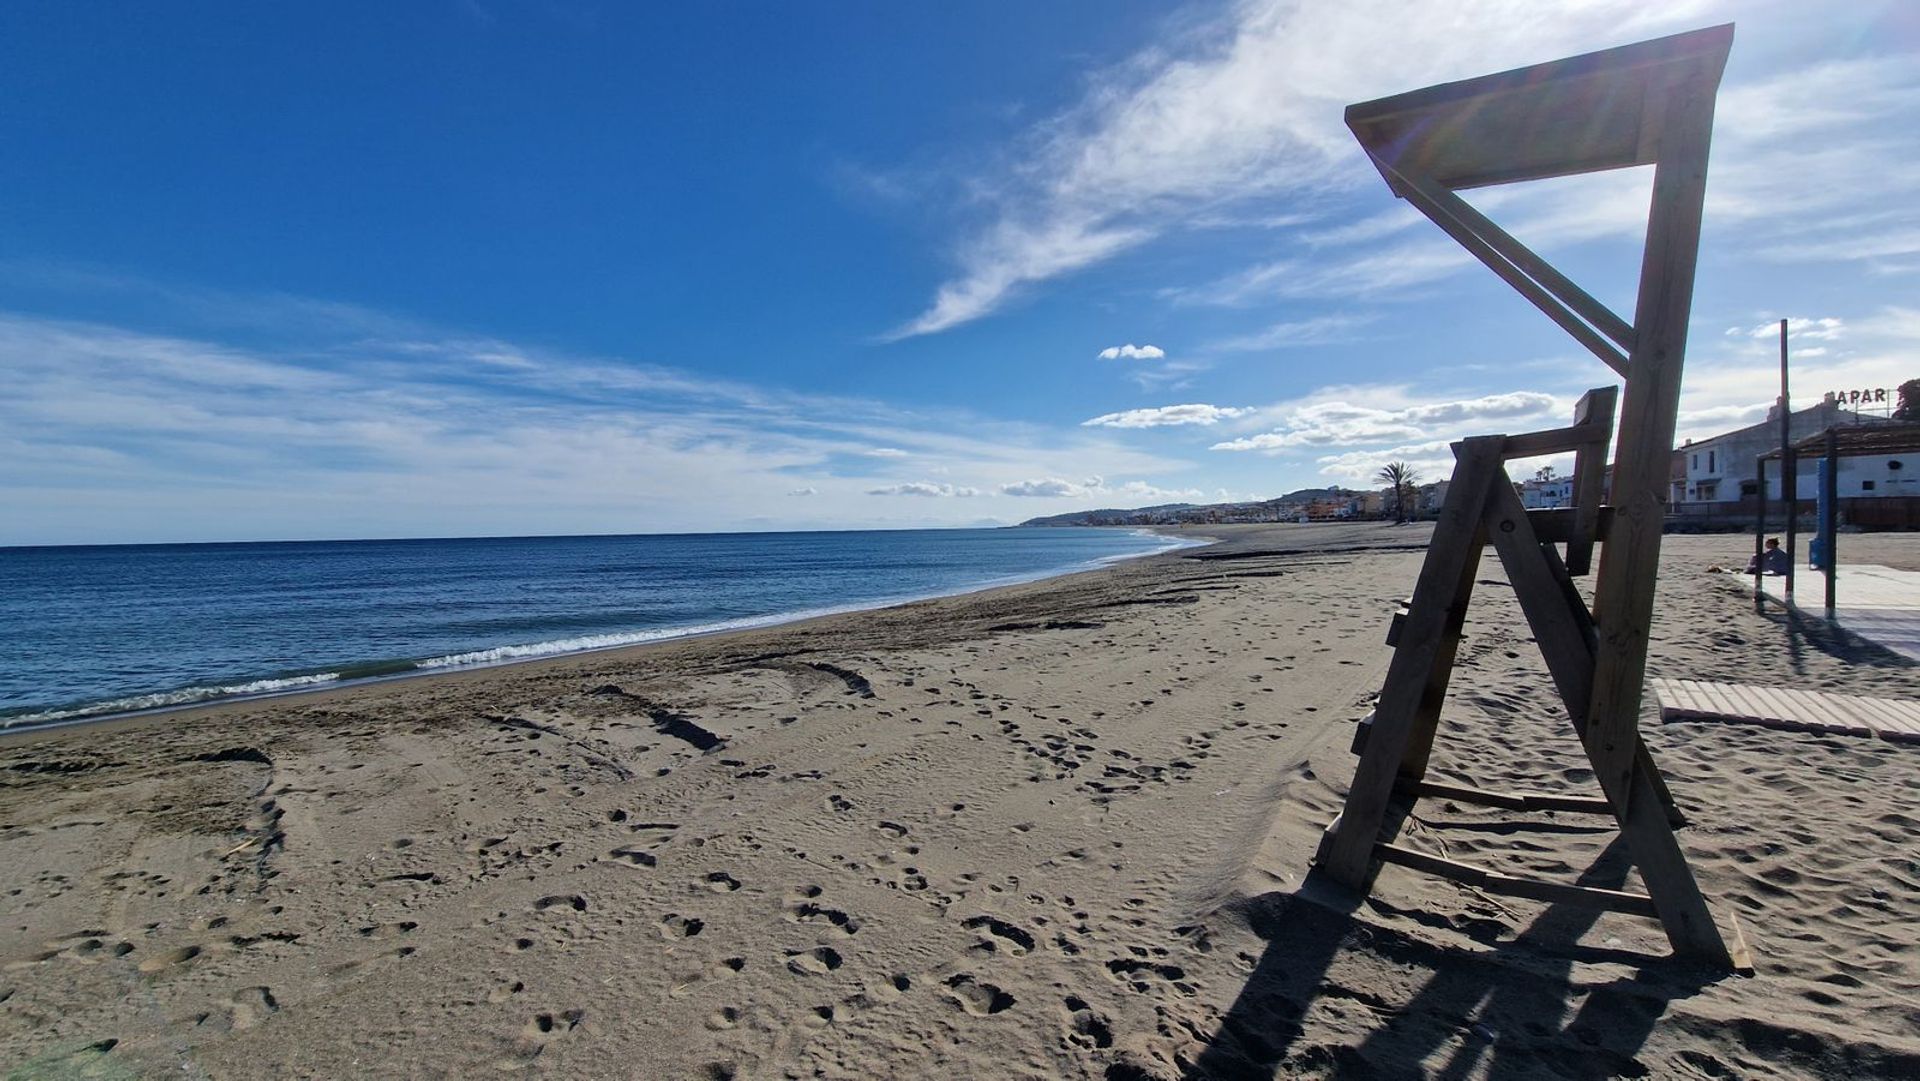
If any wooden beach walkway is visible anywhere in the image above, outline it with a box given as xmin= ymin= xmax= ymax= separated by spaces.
xmin=1652 ymin=678 xmax=1920 ymax=744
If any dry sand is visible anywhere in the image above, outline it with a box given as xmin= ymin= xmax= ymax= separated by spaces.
xmin=2 ymin=523 xmax=1917 ymax=1079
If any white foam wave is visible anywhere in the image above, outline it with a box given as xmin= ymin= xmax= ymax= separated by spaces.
xmin=4 ymin=672 xmax=343 ymax=729
xmin=413 ymin=606 xmax=865 ymax=670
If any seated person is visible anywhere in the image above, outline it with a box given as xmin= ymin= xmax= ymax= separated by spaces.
xmin=1745 ymin=537 xmax=1791 ymax=576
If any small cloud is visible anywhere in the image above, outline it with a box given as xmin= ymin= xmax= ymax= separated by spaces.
xmin=1002 ymin=477 xmax=1085 ymax=498
xmin=787 ymin=486 xmax=818 ymax=496
xmin=862 ymin=447 xmax=911 ymax=458
xmin=1726 ymin=316 xmax=1845 ymax=342
xmin=1083 ymin=403 xmax=1249 ymax=428
xmin=1097 ymin=343 xmax=1166 ymax=361
xmin=866 ymin=482 xmax=979 ymax=497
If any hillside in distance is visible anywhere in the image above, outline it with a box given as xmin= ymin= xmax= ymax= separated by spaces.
xmin=1018 ymin=489 xmax=1354 ymax=527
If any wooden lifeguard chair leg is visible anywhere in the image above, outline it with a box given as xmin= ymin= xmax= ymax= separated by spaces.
xmin=1485 ymin=485 xmax=1685 ymax=828
xmin=1581 ymin=79 xmax=1738 ymax=966
xmin=1319 ymin=437 xmax=1505 ymax=889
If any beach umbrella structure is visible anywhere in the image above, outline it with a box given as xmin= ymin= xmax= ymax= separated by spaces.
xmin=1315 ymin=24 xmax=1750 ymax=968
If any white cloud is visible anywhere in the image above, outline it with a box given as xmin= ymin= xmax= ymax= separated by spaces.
xmin=862 ymin=447 xmax=912 ymax=458
xmin=890 ymin=0 xmax=1718 ymax=336
xmin=1001 ymin=478 xmax=1085 ymax=498
xmin=1213 ymin=391 xmax=1558 ymax=452
xmin=788 ymin=487 xmax=818 ymax=496
xmin=1097 ymin=343 xmax=1167 ymax=360
xmin=1082 ymin=403 xmax=1250 ymax=428
xmin=865 ymin=482 xmax=980 ymax=497
xmin=1000 ymin=475 xmax=1205 ymax=501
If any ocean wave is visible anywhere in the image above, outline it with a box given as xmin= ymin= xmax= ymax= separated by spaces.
xmin=413 ymin=606 xmax=862 ymax=670
xmin=3 ymin=671 xmax=345 ymax=729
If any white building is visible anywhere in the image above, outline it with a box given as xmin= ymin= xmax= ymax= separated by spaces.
xmin=1676 ymin=395 xmax=1890 ymax=505
xmin=1519 ymin=477 xmax=1574 ymax=509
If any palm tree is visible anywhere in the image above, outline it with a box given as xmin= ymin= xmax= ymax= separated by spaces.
xmin=1376 ymin=461 xmax=1420 ymax=523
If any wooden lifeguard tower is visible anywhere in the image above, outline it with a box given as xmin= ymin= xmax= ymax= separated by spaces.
xmin=1315 ymin=25 xmax=1750 ymax=968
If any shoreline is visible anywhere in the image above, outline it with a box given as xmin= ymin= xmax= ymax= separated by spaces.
xmin=2 ymin=528 xmax=1207 ymax=742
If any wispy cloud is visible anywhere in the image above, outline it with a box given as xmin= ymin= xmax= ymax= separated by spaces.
xmin=1083 ymin=403 xmax=1250 ymax=428
xmin=1000 ymin=476 xmax=1204 ymax=501
xmin=1207 ymin=313 xmax=1374 ymax=351
xmin=888 ymin=0 xmax=1718 ymax=337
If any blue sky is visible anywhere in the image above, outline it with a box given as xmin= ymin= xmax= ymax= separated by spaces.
xmin=3 ymin=0 xmax=1917 ymax=544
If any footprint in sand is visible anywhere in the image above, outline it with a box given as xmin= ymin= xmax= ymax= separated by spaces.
xmin=705 ymin=872 xmax=742 ymax=892
xmin=943 ymin=974 xmax=1015 ymax=1015
xmin=961 ymin=915 xmax=1035 ymax=955
xmin=787 ymin=902 xmax=861 ymax=936
xmin=784 ymin=946 xmax=843 ymax=975
xmin=1061 ymin=995 xmax=1114 ymax=1048
xmin=534 ymin=894 xmax=588 ymax=913
xmin=660 ymin=914 xmax=705 ymax=939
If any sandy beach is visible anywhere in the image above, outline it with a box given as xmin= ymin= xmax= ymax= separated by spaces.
xmin=4 ymin=523 xmax=1918 ymax=1079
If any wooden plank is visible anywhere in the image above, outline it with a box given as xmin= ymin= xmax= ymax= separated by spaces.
xmin=1653 ymin=679 xmax=1703 ymax=717
xmin=1487 ymin=482 xmax=1599 ymax=728
xmin=1653 ymin=679 xmax=1705 ymax=717
xmin=1720 ymin=683 xmax=1783 ymax=725
xmin=1415 ymin=184 xmax=1635 ymax=349
xmin=1841 ymin=692 xmax=1914 ymax=736
xmin=1318 ymin=438 xmax=1505 ymax=889
xmin=1567 ymin=386 xmax=1618 ymax=577
xmin=1503 ymin=424 xmax=1611 ymax=459
xmin=1398 ymin=519 xmax=1488 ymax=782
xmin=1375 ymin=843 xmax=1661 ymax=919
xmin=1405 ymin=779 xmax=1614 ymax=816
xmin=1346 ymin=25 xmax=1734 ymax=189
xmin=1528 ymin=507 xmax=1617 ymax=544
xmin=1815 ymin=694 xmax=1883 ymax=735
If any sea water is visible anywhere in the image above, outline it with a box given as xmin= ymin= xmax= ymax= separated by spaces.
xmin=0 ymin=528 xmax=1191 ymax=728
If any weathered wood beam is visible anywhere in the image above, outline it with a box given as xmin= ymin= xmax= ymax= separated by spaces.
xmin=1415 ymin=181 xmax=1636 ymax=349
xmin=1583 ymin=69 xmax=1734 ymax=965
xmin=1399 ymin=778 xmax=1614 ymax=816
xmin=1374 ymin=843 xmax=1661 ymax=919
xmin=1387 ymin=166 xmax=1631 ymax=376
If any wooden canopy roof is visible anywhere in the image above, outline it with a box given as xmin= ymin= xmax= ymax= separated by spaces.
xmin=1762 ymin=423 xmax=1920 ymax=461
xmin=1346 ymin=24 xmax=1734 ymax=191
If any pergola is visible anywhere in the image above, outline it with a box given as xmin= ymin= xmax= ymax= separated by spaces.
xmin=1315 ymin=25 xmax=1748 ymax=967
xmin=1758 ymin=423 xmax=1920 ymax=612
